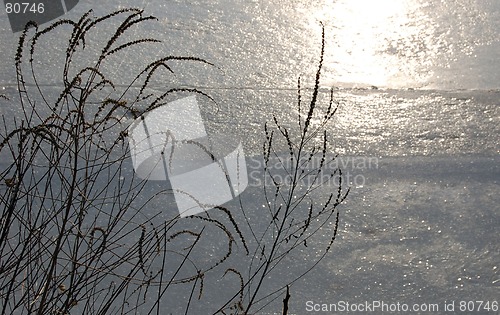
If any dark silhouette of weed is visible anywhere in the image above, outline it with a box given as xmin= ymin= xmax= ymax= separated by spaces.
xmin=217 ymin=23 xmax=349 ymax=315
xmin=0 ymin=9 xmax=348 ymax=315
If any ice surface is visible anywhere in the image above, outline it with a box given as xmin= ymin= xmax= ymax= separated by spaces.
xmin=0 ymin=0 xmax=499 ymax=90
xmin=0 ymin=81 xmax=498 ymax=315
xmin=0 ymin=1 xmax=498 ymax=313
xmin=298 ymin=155 xmax=499 ymax=310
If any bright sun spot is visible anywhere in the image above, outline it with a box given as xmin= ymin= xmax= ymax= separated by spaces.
xmin=308 ymin=0 xmax=439 ymax=88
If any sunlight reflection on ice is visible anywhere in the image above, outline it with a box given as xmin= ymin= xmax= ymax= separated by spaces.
xmin=303 ymin=0 xmax=497 ymax=89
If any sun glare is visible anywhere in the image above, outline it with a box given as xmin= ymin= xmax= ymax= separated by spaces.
xmin=309 ymin=0 xmax=439 ymax=88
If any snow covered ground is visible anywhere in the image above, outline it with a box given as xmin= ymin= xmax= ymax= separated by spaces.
xmin=0 ymin=0 xmax=498 ymax=314
xmin=292 ymin=155 xmax=499 ymax=313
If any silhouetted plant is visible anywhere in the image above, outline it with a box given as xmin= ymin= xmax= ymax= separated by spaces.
xmin=217 ymin=23 xmax=350 ymax=315
xmin=0 ymin=9 xmax=348 ymax=315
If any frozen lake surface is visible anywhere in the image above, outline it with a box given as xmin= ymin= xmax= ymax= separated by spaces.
xmin=0 ymin=0 xmax=498 ymax=314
